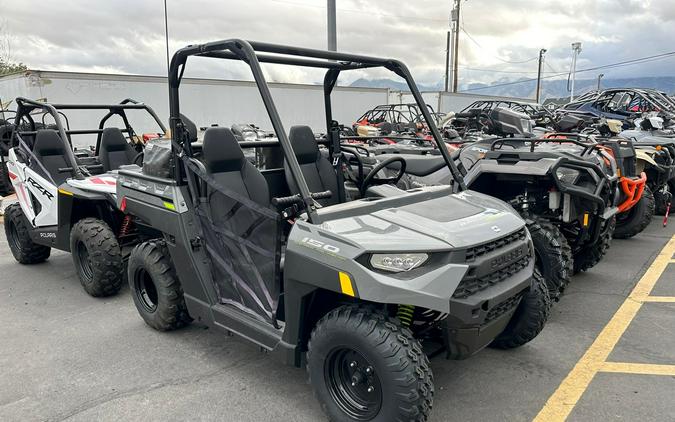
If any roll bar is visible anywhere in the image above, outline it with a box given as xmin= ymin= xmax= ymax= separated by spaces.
xmin=167 ymin=38 xmax=467 ymax=223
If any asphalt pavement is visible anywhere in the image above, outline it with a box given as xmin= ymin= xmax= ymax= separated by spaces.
xmin=0 ymin=218 xmax=673 ymax=422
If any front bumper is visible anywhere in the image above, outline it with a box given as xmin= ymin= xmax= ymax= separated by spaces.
xmin=617 ymin=172 xmax=647 ymax=213
xmin=442 ymin=238 xmax=534 ymax=359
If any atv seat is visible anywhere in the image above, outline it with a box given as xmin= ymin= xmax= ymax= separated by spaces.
xmin=99 ymin=127 xmax=137 ymax=172
xmin=33 ymin=129 xmax=70 ymax=185
xmin=284 ymin=125 xmax=339 ymax=207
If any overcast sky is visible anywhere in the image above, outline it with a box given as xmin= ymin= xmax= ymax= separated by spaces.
xmin=3 ymin=0 xmax=675 ymax=88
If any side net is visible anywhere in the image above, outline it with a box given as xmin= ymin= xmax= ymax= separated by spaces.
xmin=182 ymin=156 xmax=282 ymax=325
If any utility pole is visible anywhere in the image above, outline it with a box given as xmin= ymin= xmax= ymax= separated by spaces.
xmin=535 ymin=48 xmax=547 ymax=103
xmin=444 ymin=31 xmax=451 ymax=92
xmin=451 ymin=0 xmax=460 ymax=93
xmin=327 ymin=0 xmax=337 ymax=51
xmin=597 ymin=73 xmax=604 ymax=91
xmin=570 ymin=42 xmax=582 ymax=101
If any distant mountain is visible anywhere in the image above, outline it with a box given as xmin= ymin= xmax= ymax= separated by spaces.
xmin=350 ymin=76 xmax=675 ymax=101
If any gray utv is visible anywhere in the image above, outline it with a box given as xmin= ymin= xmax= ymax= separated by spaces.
xmin=117 ymin=39 xmax=550 ymax=421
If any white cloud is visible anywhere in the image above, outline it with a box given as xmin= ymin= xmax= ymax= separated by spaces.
xmin=2 ymin=0 xmax=675 ymax=87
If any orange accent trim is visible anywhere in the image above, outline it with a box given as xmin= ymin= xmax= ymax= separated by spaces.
xmin=617 ymin=172 xmax=647 ymax=213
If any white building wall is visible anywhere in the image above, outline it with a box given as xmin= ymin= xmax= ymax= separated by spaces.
xmin=0 ymin=70 xmax=389 ymax=146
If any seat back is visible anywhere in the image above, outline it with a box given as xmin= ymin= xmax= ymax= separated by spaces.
xmin=283 ymin=125 xmax=338 ymax=206
xmin=202 ymin=127 xmax=270 ymax=226
xmin=33 ymin=129 xmax=70 ymax=185
xmin=99 ymin=127 xmax=136 ymax=172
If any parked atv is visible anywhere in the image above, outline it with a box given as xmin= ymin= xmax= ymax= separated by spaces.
xmin=620 ymin=118 xmax=675 ymax=218
xmin=118 ymin=39 xmax=550 ymax=422
xmin=3 ymin=98 xmax=165 ymax=297
xmin=403 ymin=108 xmax=624 ymax=301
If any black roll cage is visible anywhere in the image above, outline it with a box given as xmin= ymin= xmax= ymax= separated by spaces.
xmin=167 ymin=39 xmax=467 ymax=223
xmin=12 ymin=97 xmax=166 ymax=180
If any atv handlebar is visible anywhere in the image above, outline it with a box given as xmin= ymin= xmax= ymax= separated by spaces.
xmin=272 ymin=190 xmax=332 ymax=207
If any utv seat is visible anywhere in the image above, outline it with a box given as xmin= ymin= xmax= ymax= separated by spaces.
xmin=284 ymin=125 xmax=339 ymax=207
xmin=201 ymin=127 xmax=279 ymax=296
xmin=33 ymin=129 xmax=70 ymax=185
xmin=99 ymin=127 xmax=136 ymax=172
xmin=202 ymin=126 xmax=271 ymax=222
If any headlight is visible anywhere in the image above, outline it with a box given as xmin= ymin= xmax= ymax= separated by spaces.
xmin=556 ymin=167 xmax=581 ymax=184
xmin=370 ymin=253 xmax=429 ymax=273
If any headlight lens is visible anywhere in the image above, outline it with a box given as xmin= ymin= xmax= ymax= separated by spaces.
xmin=370 ymin=253 xmax=429 ymax=273
xmin=556 ymin=167 xmax=581 ymax=184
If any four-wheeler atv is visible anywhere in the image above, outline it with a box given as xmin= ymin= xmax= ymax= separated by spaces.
xmin=620 ymin=119 xmax=675 ymax=218
xmin=399 ymin=108 xmax=623 ymax=300
xmin=117 ymin=39 xmax=550 ymax=422
xmin=3 ymin=98 xmax=165 ymax=297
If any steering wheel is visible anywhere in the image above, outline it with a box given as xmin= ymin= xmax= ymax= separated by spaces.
xmin=360 ymin=155 xmax=407 ymax=196
xmin=133 ymin=152 xmax=144 ymax=166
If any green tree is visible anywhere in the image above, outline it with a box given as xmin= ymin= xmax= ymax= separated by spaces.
xmin=0 ymin=58 xmax=26 ymax=75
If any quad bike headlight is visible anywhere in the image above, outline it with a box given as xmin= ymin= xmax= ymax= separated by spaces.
xmin=556 ymin=167 xmax=581 ymax=185
xmin=370 ymin=253 xmax=429 ymax=273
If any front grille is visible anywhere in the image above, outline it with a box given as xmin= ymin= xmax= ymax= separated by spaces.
xmin=453 ymin=254 xmax=531 ymax=299
xmin=465 ymin=228 xmax=527 ymax=262
xmin=485 ymin=291 xmax=524 ymax=324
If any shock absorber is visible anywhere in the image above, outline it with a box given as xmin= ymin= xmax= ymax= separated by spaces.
xmin=119 ymin=215 xmax=133 ymax=237
xmin=396 ymin=304 xmax=415 ymax=327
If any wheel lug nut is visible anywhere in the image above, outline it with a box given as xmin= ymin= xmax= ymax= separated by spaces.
xmin=365 ymin=366 xmax=373 ymax=374
xmin=367 ymin=386 xmax=374 ymax=393
xmin=349 ymin=361 xmax=357 ymax=368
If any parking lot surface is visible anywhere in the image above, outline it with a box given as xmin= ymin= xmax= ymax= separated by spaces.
xmin=1 ymin=218 xmax=673 ymax=422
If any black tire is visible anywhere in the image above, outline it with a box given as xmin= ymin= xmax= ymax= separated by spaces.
xmin=527 ymin=218 xmax=573 ymax=301
xmin=128 ymin=240 xmax=191 ymax=331
xmin=0 ymin=158 xmax=13 ymax=196
xmin=654 ymin=181 xmax=673 ymax=216
xmin=307 ymin=305 xmax=433 ymax=422
xmin=614 ymin=185 xmax=655 ymax=239
xmin=3 ymin=203 xmax=51 ymax=264
xmin=573 ymin=216 xmax=616 ymax=274
xmin=70 ymin=218 xmax=124 ymax=297
xmin=490 ymin=268 xmax=551 ymax=349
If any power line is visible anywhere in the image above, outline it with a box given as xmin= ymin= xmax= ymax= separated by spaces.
xmin=460 ymin=50 xmax=675 ymax=92
xmin=460 ymin=25 xmax=538 ymax=64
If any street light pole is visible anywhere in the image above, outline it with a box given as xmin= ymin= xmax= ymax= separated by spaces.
xmin=327 ymin=0 xmax=337 ymax=51
xmin=597 ymin=73 xmax=604 ymax=91
xmin=535 ymin=48 xmax=547 ymax=103
xmin=444 ymin=31 xmax=451 ymax=92
xmin=570 ymin=42 xmax=582 ymax=102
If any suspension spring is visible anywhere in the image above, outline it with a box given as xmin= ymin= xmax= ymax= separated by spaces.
xmin=396 ymin=304 xmax=415 ymax=327
xmin=119 ymin=215 xmax=133 ymax=237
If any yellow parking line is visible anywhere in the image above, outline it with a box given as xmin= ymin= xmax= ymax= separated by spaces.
xmin=642 ymin=296 xmax=675 ymax=303
xmin=600 ymin=362 xmax=675 ymax=376
xmin=533 ymin=235 xmax=675 ymax=422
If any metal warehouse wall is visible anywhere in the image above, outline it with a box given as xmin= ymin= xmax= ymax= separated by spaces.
xmin=0 ymin=70 xmax=389 ymax=147
xmin=390 ymin=90 xmax=536 ymax=113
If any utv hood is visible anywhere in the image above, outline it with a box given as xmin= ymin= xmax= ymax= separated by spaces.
xmin=320 ymin=189 xmax=524 ymax=251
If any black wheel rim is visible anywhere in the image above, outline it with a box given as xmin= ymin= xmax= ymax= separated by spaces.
xmin=76 ymin=241 xmax=93 ymax=280
xmin=7 ymin=220 xmax=22 ymax=252
xmin=134 ymin=268 xmax=158 ymax=313
xmin=324 ymin=347 xmax=382 ymax=421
